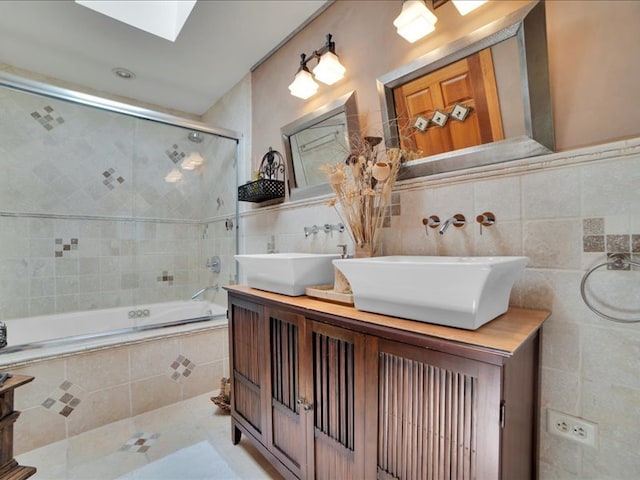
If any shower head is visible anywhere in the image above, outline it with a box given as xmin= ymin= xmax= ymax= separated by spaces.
xmin=188 ymin=131 xmax=203 ymax=143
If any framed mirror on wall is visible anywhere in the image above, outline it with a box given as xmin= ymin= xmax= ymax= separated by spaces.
xmin=378 ymin=1 xmax=553 ymax=179
xmin=282 ymin=91 xmax=360 ymax=201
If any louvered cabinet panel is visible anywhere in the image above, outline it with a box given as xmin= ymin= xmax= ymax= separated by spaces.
xmin=266 ymin=308 xmax=308 ymax=478
xmin=229 ymin=299 xmax=266 ymax=443
xmin=306 ymin=321 xmax=367 ymax=480
xmin=376 ymin=339 xmax=501 ymax=480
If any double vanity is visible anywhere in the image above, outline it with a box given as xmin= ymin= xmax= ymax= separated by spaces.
xmin=228 ymin=254 xmax=549 ymax=479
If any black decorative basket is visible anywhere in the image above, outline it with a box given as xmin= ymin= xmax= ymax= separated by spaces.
xmin=238 ymin=147 xmax=286 ymax=203
xmin=238 ymin=178 xmax=285 ymax=203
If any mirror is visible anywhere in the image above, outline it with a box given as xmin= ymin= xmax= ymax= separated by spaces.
xmin=282 ymin=91 xmax=360 ymax=201
xmin=377 ymin=1 xmax=553 ymax=178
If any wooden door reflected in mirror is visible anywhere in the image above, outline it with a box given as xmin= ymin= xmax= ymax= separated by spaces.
xmin=393 ymin=48 xmax=504 ymax=156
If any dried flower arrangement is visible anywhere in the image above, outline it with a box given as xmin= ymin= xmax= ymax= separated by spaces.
xmin=321 ymin=135 xmax=420 ymax=257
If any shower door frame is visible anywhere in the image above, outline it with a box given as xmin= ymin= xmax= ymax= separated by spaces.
xmin=0 ymin=69 xmax=242 ymax=292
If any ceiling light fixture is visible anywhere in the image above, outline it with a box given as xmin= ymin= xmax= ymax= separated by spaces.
xmin=288 ymin=34 xmax=346 ymax=100
xmin=112 ymin=67 xmax=136 ymax=80
xmin=451 ymin=0 xmax=488 ymax=16
xmin=393 ymin=0 xmax=438 ymax=43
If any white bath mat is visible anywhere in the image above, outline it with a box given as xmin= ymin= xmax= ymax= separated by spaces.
xmin=118 ymin=441 xmax=240 ymax=479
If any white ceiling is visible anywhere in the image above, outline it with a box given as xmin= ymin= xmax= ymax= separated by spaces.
xmin=0 ymin=0 xmax=329 ymax=115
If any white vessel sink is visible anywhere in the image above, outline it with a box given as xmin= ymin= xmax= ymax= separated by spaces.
xmin=236 ymin=253 xmax=340 ymax=296
xmin=333 ymin=256 xmax=528 ymax=330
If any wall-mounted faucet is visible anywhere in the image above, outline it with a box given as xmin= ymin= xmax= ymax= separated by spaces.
xmin=323 ymin=223 xmax=345 ymax=233
xmin=438 ymin=214 xmax=466 ymax=235
xmin=191 ymin=284 xmax=220 ymax=300
xmin=476 ymin=211 xmax=496 ymax=235
xmin=304 ymin=225 xmax=319 ymax=238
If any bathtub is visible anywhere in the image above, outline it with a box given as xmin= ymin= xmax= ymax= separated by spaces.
xmin=5 ymin=301 xmax=230 ymax=454
xmin=0 ymin=300 xmax=227 ymax=367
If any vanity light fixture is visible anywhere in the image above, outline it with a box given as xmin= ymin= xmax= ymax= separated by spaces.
xmin=393 ymin=0 xmax=438 ymax=43
xmin=451 ymin=0 xmax=488 ymax=16
xmin=288 ymin=34 xmax=346 ymax=99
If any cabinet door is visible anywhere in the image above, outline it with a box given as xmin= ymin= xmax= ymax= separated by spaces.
xmin=306 ymin=321 xmax=367 ymax=480
xmin=229 ymin=298 xmax=267 ymax=443
xmin=265 ymin=307 xmax=308 ymax=478
xmin=376 ymin=339 xmax=502 ymax=480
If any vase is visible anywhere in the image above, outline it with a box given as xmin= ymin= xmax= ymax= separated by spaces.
xmin=355 ymin=243 xmax=375 ymax=258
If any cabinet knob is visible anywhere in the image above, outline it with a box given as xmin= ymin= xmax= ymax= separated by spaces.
xmin=302 ymin=403 xmax=313 ymax=412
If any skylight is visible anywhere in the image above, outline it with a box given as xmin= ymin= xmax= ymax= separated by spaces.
xmin=75 ymin=0 xmax=197 ymax=42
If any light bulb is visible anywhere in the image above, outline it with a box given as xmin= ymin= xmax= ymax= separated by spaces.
xmin=393 ymin=0 xmax=437 ymax=43
xmin=288 ymin=69 xmax=319 ymax=99
xmin=312 ymin=51 xmax=346 ymax=85
xmin=452 ymin=0 xmax=488 ymax=16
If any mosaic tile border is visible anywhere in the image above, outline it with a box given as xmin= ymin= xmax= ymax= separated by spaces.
xmin=582 ymin=217 xmax=640 ymax=254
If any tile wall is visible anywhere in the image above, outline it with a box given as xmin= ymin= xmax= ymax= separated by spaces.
xmin=11 ymin=325 xmax=228 ymax=454
xmin=239 ymin=138 xmax=640 ymax=479
xmin=0 ymin=87 xmax=238 ymax=320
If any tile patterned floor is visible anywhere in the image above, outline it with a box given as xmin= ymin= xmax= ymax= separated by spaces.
xmin=17 ymin=393 xmax=284 ymax=479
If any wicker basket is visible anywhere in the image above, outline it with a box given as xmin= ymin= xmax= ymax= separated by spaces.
xmin=237 ymin=178 xmax=285 ymax=203
xmin=238 ymin=147 xmax=286 ymax=203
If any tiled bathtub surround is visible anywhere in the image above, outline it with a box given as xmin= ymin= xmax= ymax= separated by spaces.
xmin=10 ymin=325 xmax=228 ymax=455
xmin=0 ymin=85 xmax=238 ymax=321
xmin=30 ymin=105 xmax=65 ymax=131
xmin=0 ymin=216 xmax=222 ymax=319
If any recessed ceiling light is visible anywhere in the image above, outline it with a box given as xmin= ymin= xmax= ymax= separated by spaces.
xmin=112 ymin=67 xmax=136 ymax=80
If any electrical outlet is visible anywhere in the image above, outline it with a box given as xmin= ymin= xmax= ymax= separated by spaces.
xmin=547 ymin=409 xmax=598 ymax=447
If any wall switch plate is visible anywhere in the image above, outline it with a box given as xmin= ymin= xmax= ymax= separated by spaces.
xmin=547 ymin=409 xmax=598 ymax=448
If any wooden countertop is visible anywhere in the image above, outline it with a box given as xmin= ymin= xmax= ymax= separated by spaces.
xmin=226 ymin=285 xmax=550 ymax=357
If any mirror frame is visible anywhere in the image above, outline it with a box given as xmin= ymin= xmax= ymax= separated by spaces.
xmin=282 ymin=90 xmax=360 ymax=201
xmin=377 ymin=1 xmax=553 ymax=179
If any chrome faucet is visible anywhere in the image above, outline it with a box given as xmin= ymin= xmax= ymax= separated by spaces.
xmin=191 ymin=284 xmax=220 ymax=299
xmin=323 ymin=223 xmax=345 ymax=233
xmin=304 ymin=225 xmax=319 ymax=238
xmin=476 ymin=211 xmax=496 ymax=235
xmin=438 ymin=214 xmax=466 ymax=235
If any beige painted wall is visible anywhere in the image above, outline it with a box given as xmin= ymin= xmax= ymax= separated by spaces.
xmin=246 ymin=2 xmax=640 ymax=478
xmin=252 ymin=0 xmax=640 ymax=165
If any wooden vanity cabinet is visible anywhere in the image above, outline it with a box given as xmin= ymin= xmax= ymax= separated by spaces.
xmin=227 ymin=286 xmax=548 ymax=480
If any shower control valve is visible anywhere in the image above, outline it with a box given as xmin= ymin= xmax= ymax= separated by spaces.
xmin=476 ymin=211 xmax=496 ymax=235
xmin=422 ymin=215 xmax=440 ymax=236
